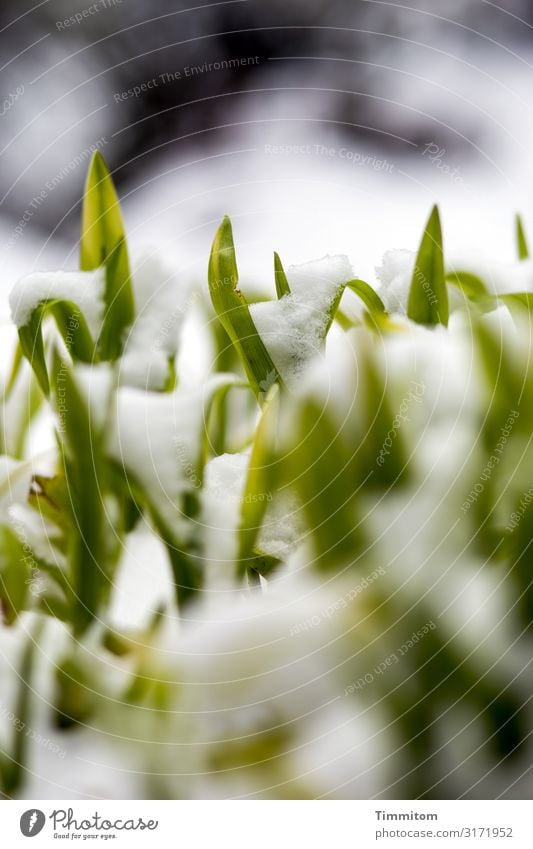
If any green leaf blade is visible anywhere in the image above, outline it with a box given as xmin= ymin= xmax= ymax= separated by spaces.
xmin=208 ymin=216 xmax=283 ymax=399
xmin=345 ymin=279 xmax=386 ymax=314
xmin=81 ymin=153 xmax=134 ymax=361
xmin=515 ymin=213 xmax=529 ymax=261
xmin=407 ymin=205 xmax=448 ymax=326
xmin=81 ymin=151 xmax=126 ymax=271
xmin=274 ymin=252 xmax=291 ymax=298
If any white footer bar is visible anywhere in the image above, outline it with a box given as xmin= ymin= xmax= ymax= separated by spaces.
xmin=2 ymin=800 xmax=531 ymax=848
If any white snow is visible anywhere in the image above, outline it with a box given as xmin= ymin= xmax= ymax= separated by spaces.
xmin=108 ymin=525 xmax=175 ymax=631
xmin=375 ymin=249 xmax=416 ymax=315
xmin=250 ymin=254 xmax=353 ymax=383
xmin=0 ymin=456 xmax=35 ymax=523
xmin=108 ymin=374 xmax=237 ymax=534
xmin=9 ymin=269 xmax=106 ymax=338
xmin=203 ymin=451 xmax=303 ymax=567
xmin=202 ymin=451 xmax=251 ymax=582
xmin=73 ymin=363 xmax=115 ymax=433
xmin=119 ymin=251 xmax=193 ymax=391
xmin=447 ymin=254 xmax=533 ymax=295
xmin=257 ymin=490 xmax=304 ymax=561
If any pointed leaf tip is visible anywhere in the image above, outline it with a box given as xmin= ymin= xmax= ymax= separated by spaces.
xmin=407 ymin=204 xmax=448 ymax=327
xmin=208 ymin=216 xmax=282 ymax=400
xmin=516 ymin=213 xmax=529 ymax=261
xmin=81 ymin=152 xmax=134 ymax=360
xmin=274 ymin=252 xmax=291 ymax=299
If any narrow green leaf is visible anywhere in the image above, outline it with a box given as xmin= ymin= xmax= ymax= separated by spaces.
xmin=18 ymin=310 xmax=49 ymax=396
xmin=283 ymin=398 xmax=365 ymax=570
xmin=274 ymin=252 xmax=291 ymax=298
xmin=237 ymin=384 xmax=280 ymax=574
xmin=446 ymin=271 xmax=488 ymax=299
xmin=208 ymin=216 xmax=283 ymax=399
xmin=498 ymin=292 xmax=533 ymax=311
xmin=18 ymin=299 xmax=95 ymax=396
xmin=81 ymin=151 xmax=126 ymax=270
xmin=0 ymin=527 xmax=30 ymax=625
xmin=515 ymin=213 xmax=529 ymax=260
xmin=99 ymin=237 xmax=134 ymax=360
xmin=51 ymin=302 xmax=95 ymax=363
xmin=81 ymin=152 xmax=134 ymax=361
xmin=2 ymin=342 xmax=24 ymax=402
xmin=54 ymin=651 xmax=98 ymax=728
xmin=50 ymin=354 xmax=119 ymax=634
xmin=459 ymin=290 xmax=533 ymax=316
xmin=407 ymin=205 xmax=448 ymax=326
xmin=345 ymin=279 xmax=386 ymax=314
xmin=0 ymin=621 xmax=43 ymax=795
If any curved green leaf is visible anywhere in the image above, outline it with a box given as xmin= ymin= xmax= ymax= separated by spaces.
xmin=345 ymin=279 xmax=386 ymax=314
xmin=446 ymin=271 xmax=488 ymax=299
xmin=18 ymin=299 xmax=95 ymax=396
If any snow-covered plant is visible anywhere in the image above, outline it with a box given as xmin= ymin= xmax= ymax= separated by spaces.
xmin=1 ymin=155 xmax=532 ymax=799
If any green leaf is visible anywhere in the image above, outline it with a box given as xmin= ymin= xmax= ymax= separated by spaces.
xmin=0 ymin=526 xmax=31 ymax=625
xmin=54 ymin=651 xmax=98 ymax=728
xmin=498 ymin=292 xmax=533 ymax=311
xmin=28 ymin=474 xmax=71 ymax=555
xmin=99 ymin=238 xmax=134 ymax=360
xmin=81 ymin=152 xmax=134 ymax=361
xmin=81 ymin=151 xmax=126 ymax=270
xmin=2 ymin=342 xmax=24 ymax=402
xmin=18 ymin=309 xmax=49 ymax=396
xmin=407 ymin=205 xmax=448 ymax=326
xmin=0 ymin=621 xmax=43 ymax=795
xmin=345 ymin=279 xmax=386 ymax=314
xmin=446 ymin=271 xmax=488 ymax=299
xmin=326 ymin=279 xmax=386 ymax=335
xmin=283 ymin=397 xmax=365 ymax=570
xmin=18 ymin=299 xmax=95 ymax=396
xmin=237 ymin=384 xmax=280 ymax=574
xmin=51 ymin=354 xmax=120 ymax=634
xmin=208 ymin=216 xmax=283 ymax=400
xmin=458 ymin=289 xmax=533 ymax=316
xmin=515 ymin=213 xmax=529 ymax=260
xmin=274 ymin=252 xmax=291 ymax=298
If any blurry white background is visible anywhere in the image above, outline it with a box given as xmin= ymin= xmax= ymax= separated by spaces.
xmin=2 ymin=0 xmax=533 ymax=316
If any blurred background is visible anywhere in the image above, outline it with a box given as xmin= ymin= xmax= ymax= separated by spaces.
xmin=2 ymin=0 xmax=533 ymax=301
